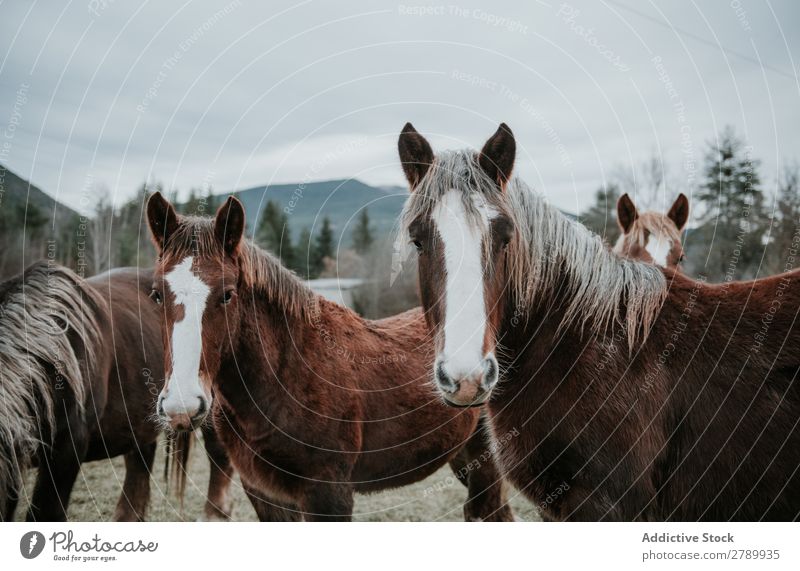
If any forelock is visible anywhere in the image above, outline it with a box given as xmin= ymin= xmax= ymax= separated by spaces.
xmin=401 ymin=149 xmax=510 ymax=235
xmin=160 ymin=217 xmax=222 ymax=267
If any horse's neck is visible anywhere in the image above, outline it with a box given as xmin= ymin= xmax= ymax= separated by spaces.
xmin=499 ymin=270 xmax=604 ymax=380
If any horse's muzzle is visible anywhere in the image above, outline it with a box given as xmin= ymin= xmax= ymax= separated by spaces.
xmin=158 ymin=394 xmax=208 ymax=431
xmin=435 ymin=354 xmax=498 ymax=407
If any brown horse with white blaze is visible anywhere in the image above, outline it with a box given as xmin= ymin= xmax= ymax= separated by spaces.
xmin=397 ymin=122 xmax=800 ymax=521
xmin=145 ymin=192 xmax=514 ymax=521
xmin=614 ymin=193 xmax=689 ymax=268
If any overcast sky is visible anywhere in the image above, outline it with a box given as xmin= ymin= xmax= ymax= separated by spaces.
xmin=1 ymin=0 xmax=798 ymax=215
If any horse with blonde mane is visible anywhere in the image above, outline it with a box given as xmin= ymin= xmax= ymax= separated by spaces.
xmin=396 ymin=122 xmax=800 ymax=521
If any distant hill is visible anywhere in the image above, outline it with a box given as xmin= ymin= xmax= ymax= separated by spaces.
xmin=0 ymin=164 xmax=80 ymax=228
xmin=231 ymin=179 xmax=408 ymax=243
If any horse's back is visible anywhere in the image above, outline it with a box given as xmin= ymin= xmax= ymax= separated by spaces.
xmin=654 ymin=269 xmax=800 ymax=520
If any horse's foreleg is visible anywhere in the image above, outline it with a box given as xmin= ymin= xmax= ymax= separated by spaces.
xmin=26 ymin=423 xmax=88 ymax=522
xmin=199 ymin=425 xmax=234 ymax=521
xmin=113 ymin=441 xmax=157 ymax=521
xmin=242 ymin=480 xmax=301 ymax=521
xmin=458 ymin=416 xmax=515 ymax=522
xmin=302 ymin=483 xmax=354 ymax=522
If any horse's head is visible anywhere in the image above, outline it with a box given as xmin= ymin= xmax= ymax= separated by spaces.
xmin=146 ymin=192 xmax=246 ymax=431
xmin=398 ymin=123 xmax=516 ymax=407
xmin=613 ymin=193 xmax=689 ymax=268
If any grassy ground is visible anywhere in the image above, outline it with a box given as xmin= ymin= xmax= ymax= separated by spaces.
xmin=19 ymin=436 xmax=541 ymax=522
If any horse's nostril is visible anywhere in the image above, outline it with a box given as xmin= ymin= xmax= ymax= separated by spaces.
xmin=435 ymin=360 xmax=457 ymax=393
xmin=482 ymin=357 xmax=498 ymax=389
xmin=157 ymin=396 xmax=166 ymax=417
xmin=192 ymin=396 xmax=208 ymax=421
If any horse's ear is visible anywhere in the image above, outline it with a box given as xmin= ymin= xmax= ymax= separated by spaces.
xmin=616 ymin=193 xmax=638 ymax=233
xmin=479 ymin=123 xmax=515 ymax=189
xmin=214 ymin=196 xmax=246 ymax=255
xmin=146 ymin=191 xmax=179 ymax=252
xmin=398 ymin=123 xmax=434 ymax=190
xmin=667 ymin=193 xmax=690 ymax=231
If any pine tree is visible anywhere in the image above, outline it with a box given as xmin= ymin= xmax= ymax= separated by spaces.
xmin=768 ymin=163 xmax=800 ymax=274
xmin=352 ymin=208 xmax=374 ymax=254
xmin=256 ymin=201 xmax=281 ymax=251
xmin=579 ymin=184 xmax=620 ymax=244
xmin=696 ymin=126 xmax=765 ymax=279
xmin=294 ymin=226 xmax=316 ymax=279
xmin=183 ymin=188 xmax=202 ymax=215
xmin=203 ymin=187 xmax=219 ymax=215
xmin=256 ymin=200 xmax=294 ymax=267
xmin=314 ymin=217 xmax=334 ymax=274
xmin=276 ymin=212 xmax=295 ymax=268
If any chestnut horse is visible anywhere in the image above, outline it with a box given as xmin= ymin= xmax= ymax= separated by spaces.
xmin=0 ymin=261 xmax=234 ymax=521
xmin=145 ymin=192 xmax=514 ymax=521
xmin=396 ymin=122 xmax=800 ymax=521
xmin=613 ymin=193 xmax=689 ymax=268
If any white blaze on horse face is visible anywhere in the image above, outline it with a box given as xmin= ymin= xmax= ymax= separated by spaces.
xmin=645 ymin=232 xmax=672 ymax=267
xmin=433 ymin=189 xmax=496 ymax=381
xmin=162 ymin=256 xmax=211 ymax=416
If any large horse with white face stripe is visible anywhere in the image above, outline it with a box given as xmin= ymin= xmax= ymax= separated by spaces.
xmin=145 ymin=192 xmax=514 ymax=521
xmin=396 ymin=122 xmax=800 ymax=521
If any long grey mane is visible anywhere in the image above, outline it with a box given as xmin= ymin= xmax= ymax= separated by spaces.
xmin=400 ymin=150 xmax=667 ymax=348
xmin=0 ymin=262 xmax=103 ymax=502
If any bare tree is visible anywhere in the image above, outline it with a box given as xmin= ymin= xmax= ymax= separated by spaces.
xmin=90 ymin=185 xmax=114 ymax=275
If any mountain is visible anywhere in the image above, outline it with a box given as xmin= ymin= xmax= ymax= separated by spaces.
xmin=0 ymin=164 xmax=80 ymax=228
xmin=232 ymin=179 xmax=408 ymax=242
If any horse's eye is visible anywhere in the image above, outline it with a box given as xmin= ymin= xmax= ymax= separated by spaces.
xmin=412 ymin=240 xmax=423 ymax=253
xmin=222 ymin=289 xmax=236 ymax=305
xmin=149 ymin=290 xmax=163 ymax=305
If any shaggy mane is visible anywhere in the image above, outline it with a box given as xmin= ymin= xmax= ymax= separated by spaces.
xmin=400 ymin=150 xmax=667 ymax=348
xmin=0 ymin=261 xmax=104 ymax=499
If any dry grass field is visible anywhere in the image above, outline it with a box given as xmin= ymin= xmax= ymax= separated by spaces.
xmin=18 ymin=435 xmax=541 ymax=522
